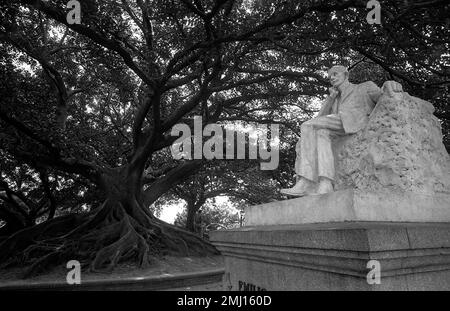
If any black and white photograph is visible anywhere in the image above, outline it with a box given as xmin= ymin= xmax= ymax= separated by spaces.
xmin=0 ymin=0 xmax=449 ymax=297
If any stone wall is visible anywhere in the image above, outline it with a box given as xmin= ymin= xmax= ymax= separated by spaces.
xmin=333 ymin=93 xmax=450 ymax=195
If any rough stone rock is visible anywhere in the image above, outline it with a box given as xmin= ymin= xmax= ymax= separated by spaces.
xmin=333 ymin=93 xmax=450 ymax=194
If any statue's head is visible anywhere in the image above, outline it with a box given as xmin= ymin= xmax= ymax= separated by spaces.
xmin=328 ymin=65 xmax=349 ymax=88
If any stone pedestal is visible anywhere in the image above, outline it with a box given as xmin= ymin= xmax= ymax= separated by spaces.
xmin=210 ymin=221 xmax=450 ymax=291
xmin=210 ymin=188 xmax=450 ymax=291
xmin=244 ymin=189 xmax=450 ymax=225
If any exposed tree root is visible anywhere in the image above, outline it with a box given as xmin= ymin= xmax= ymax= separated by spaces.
xmin=0 ymin=198 xmax=219 ymax=278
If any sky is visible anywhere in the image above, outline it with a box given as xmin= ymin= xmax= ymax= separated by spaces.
xmin=159 ymin=201 xmax=184 ymax=224
xmin=158 ymin=196 xmax=237 ymax=224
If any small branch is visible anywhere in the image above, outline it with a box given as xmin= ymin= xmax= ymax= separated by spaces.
xmin=0 ymin=108 xmax=58 ymax=153
xmin=39 ymin=170 xmax=57 ymax=221
xmin=20 ymin=0 xmax=156 ymax=89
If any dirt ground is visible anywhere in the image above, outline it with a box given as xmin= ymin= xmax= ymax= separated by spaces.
xmin=0 ymin=255 xmax=224 ymax=289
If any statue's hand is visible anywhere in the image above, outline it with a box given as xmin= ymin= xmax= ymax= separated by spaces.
xmin=328 ymin=87 xmax=339 ymax=99
xmin=382 ymin=81 xmax=403 ymax=100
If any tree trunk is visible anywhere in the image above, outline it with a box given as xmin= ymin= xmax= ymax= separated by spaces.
xmin=0 ymin=165 xmax=219 ymax=277
xmin=185 ymin=201 xmax=197 ymax=233
xmin=186 ymin=201 xmax=204 ymax=233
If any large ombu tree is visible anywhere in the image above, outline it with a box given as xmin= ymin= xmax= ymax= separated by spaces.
xmin=0 ymin=0 xmax=448 ymax=276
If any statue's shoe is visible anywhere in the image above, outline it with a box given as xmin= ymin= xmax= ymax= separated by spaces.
xmin=280 ymin=188 xmax=309 ymax=197
xmin=280 ymin=179 xmax=315 ymax=197
xmin=310 ymin=179 xmax=334 ymax=195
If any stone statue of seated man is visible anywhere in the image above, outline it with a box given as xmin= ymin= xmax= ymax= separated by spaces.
xmin=281 ymin=65 xmax=403 ymax=197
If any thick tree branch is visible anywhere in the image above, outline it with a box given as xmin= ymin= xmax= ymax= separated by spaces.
xmin=0 ymin=112 xmax=101 ymax=183
xmin=143 ymin=160 xmax=203 ymax=208
xmin=354 ymin=47 xmax=449 ymax=87
xmin=20 ymin=0 xmax=156 ymax=89
xmin=0 ymin=109 xmax=58 ymax=153
xmin=0 ymin=186 xmax=29 ymax=217
xmin=0 ymin=32 xmax=75 ymax=130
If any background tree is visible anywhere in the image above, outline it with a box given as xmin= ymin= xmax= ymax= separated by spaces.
xmin=164 ymin=158 xmax=284 ymax=232
xmin=174 ymin=200 xmax=241 ymax=234
xmin=0 ymin=0 xmax=448 ymax=276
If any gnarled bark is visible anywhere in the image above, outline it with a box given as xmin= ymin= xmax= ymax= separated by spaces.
xmin=0 ymin=166 xmax=219 ymax=278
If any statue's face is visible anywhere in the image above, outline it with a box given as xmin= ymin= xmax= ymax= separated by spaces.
xmin=328 ymin=70 xmax=348 ymax=88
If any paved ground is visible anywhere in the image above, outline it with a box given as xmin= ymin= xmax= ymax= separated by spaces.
xmin=0 ymin=255 xmax=224 ymax=291
xmin=165 ymin=282 xmax=223 ymax=291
